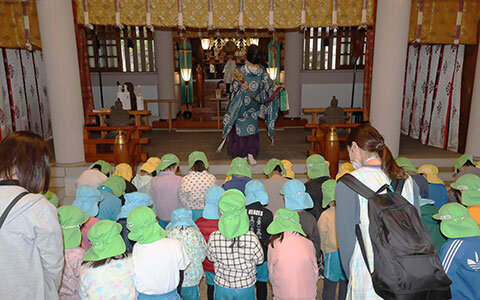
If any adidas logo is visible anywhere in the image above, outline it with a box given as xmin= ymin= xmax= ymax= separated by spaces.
xmin=467 ymin=252 xmax=480 ymax=271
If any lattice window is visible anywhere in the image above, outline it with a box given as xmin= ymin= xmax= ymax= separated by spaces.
xmin=86 ymin=25 xmax=155 ymax=72
xmin=303 ymin=27 xmax=367 ymax=71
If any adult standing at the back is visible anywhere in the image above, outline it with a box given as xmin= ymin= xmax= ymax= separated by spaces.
xmin=335 ymin=124 xmax=421 ymax=299
xmin=304 ymin=154 xmax=331 ymax=220
xmin=150 ymin=154 xmax=183 ymax=228
xmin=0 ymin=131 xmax=63 ymax=300
xmin=179 ymin=151 xmax=217 ymax=222
xmin=263 ymin=158 xmax=288 ymax=214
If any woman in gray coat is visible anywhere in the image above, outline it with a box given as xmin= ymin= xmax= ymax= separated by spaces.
xmin=0 ymin=131 xmax=63 ymax=300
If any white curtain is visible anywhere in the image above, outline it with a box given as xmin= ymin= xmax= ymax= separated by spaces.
xmin=401 ymin=44 xmax=464 ymax=152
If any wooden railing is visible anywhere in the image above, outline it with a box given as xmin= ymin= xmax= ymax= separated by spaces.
xmin=143 ymin=99 xmax=177 ymax=132
xmin=83 ymin=126 xmax=149 ymax=165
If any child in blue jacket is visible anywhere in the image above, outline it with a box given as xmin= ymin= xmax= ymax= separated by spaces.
xmin=434 ymin=203 xmax=480 ymax=300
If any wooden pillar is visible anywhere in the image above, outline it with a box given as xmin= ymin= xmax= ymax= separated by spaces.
xmin=324 ymin=126 xmax=339 ymax=177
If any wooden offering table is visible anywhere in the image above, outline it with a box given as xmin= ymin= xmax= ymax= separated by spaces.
xmin=209 ymin=97 xmax=229 ymax=129
xmin=88 ymin=108 xmax=151 ymax=138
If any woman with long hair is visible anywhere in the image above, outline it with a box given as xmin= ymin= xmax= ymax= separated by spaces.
xmin=0 ymin=131 xmax=63 ymax=300
xmin=335 ymin=124 xmax=421 ymax=299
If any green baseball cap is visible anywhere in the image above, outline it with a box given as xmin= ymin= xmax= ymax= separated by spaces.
xmin=451 ymin=174 xmax=480 ymax=207
xmin=454 ymin=154 xmax=478 ymax=172
xmin=267 ymin=209 xmax=306 ymax=236
xmin=92 ymin=160 xmax=112 ymax=175
xmin=188 ymin=151 xmax=209 ymax=169
xmin=433 ymin=203 xmax=480 ymax=238
xmin=127 ymin=206 xmax=166 ymax=244
xmin=396 ymin=157 xmax=418 ymax=173
xmin=263 ymin=158 xmax=286 ymax=176
xmin=58 ymin=205 xmax=89 ymax=249
xmin=322 ymin=179 xmax=336 ymax=208
xmin=218 ymin=189 xmax=249 ymax=239
xmin=306 ymin=154 xmax=330 ymax=179
xmin=100 ymin=175 xmax=126 ymax=197
xmin=157 ymin=154 xmax=180 ymax=171
xmin=82 ymin=220 xmax=126 ymax=261
xmin=43 ymin=190 xmax=59 ymax=208
xmin=226 ymin=157 xmax=252 ymax=178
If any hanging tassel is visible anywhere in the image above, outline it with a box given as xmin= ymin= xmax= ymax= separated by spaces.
xmin=359 ymin=0 xmax=368 ymax=29
xmin=21 ymin=0 xmax=32 ymax=51
xmin=216 ymin=138 xmax=226 ymax=153
xmin=146 ymin=0 xmax=153 ymax=31
xmin=300 ymin=0 xmax=306 ymax=29
xmin=331 ymin=0 xmax=338 ymax=30
xmin=208 ymin=0 xmax=214 ymax=30
xmin=83 ymin=0 xmax=93 ymax=29
xmin=268 ymin=0 xmax=274 ymax=31
xmin=115 ymin=0 xmax=123 ymax=29
xmin=454 ymin=0 xmax=464 ymax=45
xmin=239 ymin=0 xmax=245 ymax=31
xmin=178 ymin=0 xmax=185 ymax=30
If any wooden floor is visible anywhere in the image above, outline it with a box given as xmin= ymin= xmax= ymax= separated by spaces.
xmin=143 ymin=128 xmax=460 ymax=164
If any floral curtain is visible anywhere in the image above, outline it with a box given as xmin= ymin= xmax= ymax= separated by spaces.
xmin=401 ymin=44 xmax=464 ymax=151
xmin=0 ymin=48 xmax=52 ymax=140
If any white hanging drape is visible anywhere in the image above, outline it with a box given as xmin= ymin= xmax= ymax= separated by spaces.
xmin=401 ymin=44 xmax=464 ymax=152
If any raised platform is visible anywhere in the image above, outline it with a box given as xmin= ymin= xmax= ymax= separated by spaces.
xmin=51 ymin=131 xmax=461 ymax=206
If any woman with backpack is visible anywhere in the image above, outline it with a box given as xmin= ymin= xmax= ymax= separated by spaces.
xmin=335 ymin=124 xmax=450 ymax=299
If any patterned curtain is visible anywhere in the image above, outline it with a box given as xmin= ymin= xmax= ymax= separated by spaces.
xmin=401 ymin=44 xmax=464 ymax=151
xmin=0 ymin=48 xmax=52 ymax=140
xmin=362 ymin=28 xmax=375 ymax=121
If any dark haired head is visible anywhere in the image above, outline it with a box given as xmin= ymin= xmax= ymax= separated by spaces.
xmin=273 ymin=165 xmax=283 ymax=174
xmin=347 ymin=124 xmax=406 ymax=180
xmin=0 ymin=131 xmax=51 ymax=193
xmin=246 ymin=45 xmax=262 ymax=65
xmin=192 ymin=161 xmax=206 ymax=172
xmin=91 ymin=164 xmax=102 ymax=172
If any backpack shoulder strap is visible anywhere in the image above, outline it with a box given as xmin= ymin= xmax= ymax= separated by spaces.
xmin=355 ymin=224 xmax=372 ymax=275
xmin=0 ymin=191 xmax=29 ymax=229
xmin=391 ymin=178 xmax=406 ymax=194
xmin=339 ymin=173 xmax=375 ymax=199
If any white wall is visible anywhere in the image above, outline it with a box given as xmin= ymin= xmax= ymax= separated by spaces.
xmin=300 ymin=69 xmax=364 ymax=109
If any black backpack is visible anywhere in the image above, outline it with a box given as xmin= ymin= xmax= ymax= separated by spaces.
xmin=340 ymin=173 xmax=452 ymax=300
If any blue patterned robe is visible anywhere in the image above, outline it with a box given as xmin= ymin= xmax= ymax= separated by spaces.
xmin=222 ymin=65 xmax=280 ymax=141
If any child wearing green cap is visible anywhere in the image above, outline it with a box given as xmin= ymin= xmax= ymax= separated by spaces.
xmin=150 ymin=153 xmax=183 ymax=228
xmin=179 ymin=151 xmax=217 ymax=222
xmin=79 ymin=220 xmax=136 ymax=299
xmin=76 ymin=160 xmax=110 ymax=188
xmin=207 ymin=189 xmax=264 ymax=299
xmin=245 ymin=180 xmax=273 ymax=300
xmin=304 ymin=154 xmax=331 ymax=220
xmin=267 ymin=209 xmax=318 ymax=300
xmin=435 ymin=203 xmax=480 ymax=300
xmin=127 ymin=206 xmax=191 ymax=299
xmin=454 ymin=154 xmax=480 ymax=178
xmin=58 ymin=205 xmax=89 ymax=300
xmin=451 ymin=174 xmax=480 ymax=228
xmin=116 ymin=192 xmax=153 ymax=253
xmin=223 ymin=157 xmax=252 ymax=194
xmin=195 ymin=185 xmax=224 ymax=300
xmin=419 ymin=197 xmax=448 ymax=252
xmin=97 ymin=175 xmax=125 ymax=221
xmin=166 ymin=208 xmax=207 ymax=300
xmin=263 ymin=158 xmax=289 ymax=214
xmin=317 ymin=180 xmax=347 ymax=300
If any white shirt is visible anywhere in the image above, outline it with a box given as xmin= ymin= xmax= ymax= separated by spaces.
xmin=76 ymin=169 xmax=107 ymax=188
xmin=132 ymin=237 xmax=191 ymax=295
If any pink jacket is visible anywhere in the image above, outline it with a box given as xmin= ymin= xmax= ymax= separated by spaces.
xmin=268 ymin=231 xmax=318 ymax=300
